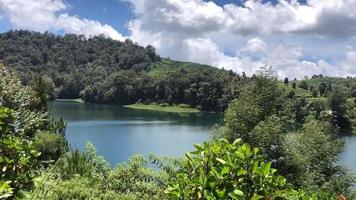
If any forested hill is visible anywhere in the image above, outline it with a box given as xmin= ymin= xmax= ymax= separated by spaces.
xmin=0 ymin=30 xmax=245 ymax=111
xmin=0 ymin=30 xmax=159 ymax=84
xmin=2 ymin=30 xmax=354 ymax=112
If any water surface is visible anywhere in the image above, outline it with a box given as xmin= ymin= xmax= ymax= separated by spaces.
xmin=51 ymin=101 xmax=222 ymax=166
xmin=339 ymin=136 xmax=356 ymax=173
xmin=51 ymin=101 xmax=355 ymax=173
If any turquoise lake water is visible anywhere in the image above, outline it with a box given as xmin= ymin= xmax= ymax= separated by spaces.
xmin=51 ymin=101 xmax=222 ymax=166
xmin=51 ymin=101 xmax=355 ymax=172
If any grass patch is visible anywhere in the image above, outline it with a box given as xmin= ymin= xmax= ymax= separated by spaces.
xmin=56 ymin=98 xmax=84 ymax=103
xmin=278 ymin=83 xmax=313 ymax=97
xmin=124 ymin=103 xmax=200 ymax=113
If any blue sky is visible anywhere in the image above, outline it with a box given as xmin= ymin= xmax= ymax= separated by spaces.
xmin=62 ymin=0 xmax=273 ymax=35
xmin=0 ymin=0 xmax=355 ymax=78
xmin=65 ymin=0 xmax=133 ymax=35
xmin=61 ymin=0 xmax=307 ymax=36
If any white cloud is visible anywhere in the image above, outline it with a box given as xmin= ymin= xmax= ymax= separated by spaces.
xmin=242 ymin=38 xmax=267 ymax=53
xmin=125 ymin=0 xmax=356 ymax=78
xmin=56 ymin=14 xmax=124 ymax=40
xmin=0 ymin=0 xmax=125 ymax=40
xmin=338 ymin=49 xmax=356 ymax=76
xmin=126 ymin=0 xmax=356 ymax=38
xmin=0 ymin=0 xmax=66 ymax=31
xmin=261 ymin=45 xmax=334 ymax=79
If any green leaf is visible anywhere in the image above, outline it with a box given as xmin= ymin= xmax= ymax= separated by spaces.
xmin=215 ymin=189 xmax=226 ymax=198
xmin=250 ymin=194 xmax=264 ymax=200
xmin=233 ymin=189 xmax=244 ymax=196
xmin=0 ymin=181 xmax=13 ymax=199
xmin=216 ymin=158 xmax=226 ymax=165
xmin=262 ymin=162 xmax=271 ymax=175
xmin=221 ymin=166 xmax=230 ymax=175
xmin=237 ymin=169 xmax=247 ymax=176
xmin=232 ymin=138 xmax=242 ymax=146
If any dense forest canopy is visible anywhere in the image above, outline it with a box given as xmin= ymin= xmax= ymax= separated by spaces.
xmin=0 ymin=30 xmax=245 ymax=111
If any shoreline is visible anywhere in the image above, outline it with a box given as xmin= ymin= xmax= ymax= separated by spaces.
xmin=56 ymin=98 xmax=84 ymax=103
xmin=124 ymin=103 xmax=200 ymax=113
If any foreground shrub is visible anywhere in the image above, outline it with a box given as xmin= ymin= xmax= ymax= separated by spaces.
xmin=166 ymin=139 xmax=333 ymax=200
xmin=29 ymin=143 xmax=179 ymax=200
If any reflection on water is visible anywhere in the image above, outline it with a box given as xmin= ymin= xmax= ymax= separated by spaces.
xmin=51 ymin=101 xmax=222 ymax=166
xmin=339 ymin=136 xmax=356 ymax=173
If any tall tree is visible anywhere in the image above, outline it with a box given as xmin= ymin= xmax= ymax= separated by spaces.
xmin=328 ymin=88 xmax=352 ymax=134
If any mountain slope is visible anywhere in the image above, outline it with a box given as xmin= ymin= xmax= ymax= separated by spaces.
xmin=0 ymin=30 xmax=244 ymax=111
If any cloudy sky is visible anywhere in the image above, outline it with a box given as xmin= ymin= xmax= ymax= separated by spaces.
xmin=0 ymin=0 xmax=355 ymax=78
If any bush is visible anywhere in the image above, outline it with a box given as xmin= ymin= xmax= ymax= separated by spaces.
xmin=34 ymin=131 xmax=67 ymax=163
xmin=166 ymin=139 xmax=307 ymax=199
xmin=55 ymin=142 xmax=110 ymax=179
xmin=0 ymin=136 xmax=41 ymax=195
xmin=30 ymin=150 xmax=178 ymax=200
xmin=298 ymin=81 xmax=309 ymax=90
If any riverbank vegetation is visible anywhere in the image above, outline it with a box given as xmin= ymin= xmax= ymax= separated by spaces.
xmin=1 ymin=63 xmax=356 ymax=199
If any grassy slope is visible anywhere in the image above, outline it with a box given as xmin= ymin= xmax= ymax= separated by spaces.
xmin=124 ymin=103 xmax=200 ymax=113
xmin=147 ymin=58 xmax=226 ymax=78
xmin=278 ymin=83 xmax=313 ymax=97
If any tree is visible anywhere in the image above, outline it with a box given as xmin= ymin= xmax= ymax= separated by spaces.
xmin=312 ymin=89 xmax=318 ymax=97
xmin=318 ymin=82 xmax=328 ymax=97
xmin=282 ymin=120 xmax=352 ymax=194
xmin=292 ymin=81 xmax=296 ymax=89
xmin=213 ymin=72 xmax=354 ymax=196
xmin=308 ymin=99 xmax=326 ymax=119
xmin=31 ymin=76 xmax=49 ymax=111
xmin=293 ymin=97 xmax=309 ymax=125
xmin=298 ymin=81 xmax=309 ymax=90
xmin=223 ymin=76 xmax=285 ymax=142
xmin=249 ymin=115 xmax=285 ymax=164
xmin=351 ymin=85 xmax=356 ymax=97
xmin=0 ymin=65 xmax=67 ymax=197
xmin=328 ymin=88 xmax=352 ymax=134
xmin=284 ymin=77 xmax=289 ymax=85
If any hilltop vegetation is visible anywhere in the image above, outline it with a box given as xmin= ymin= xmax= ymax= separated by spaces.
xmin=282 ymin=75 xmax=356 ymax=98
xmin=0 ymin=30 xmax=244 ymax=111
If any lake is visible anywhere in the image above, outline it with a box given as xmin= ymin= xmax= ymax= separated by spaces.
xmin=339 ymin=136 xmax=356 ymax=173
xmin=51 ymin=101 xmax=355 ymax=172
xmin=51 ymin=101 xmax=222 ymax=165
